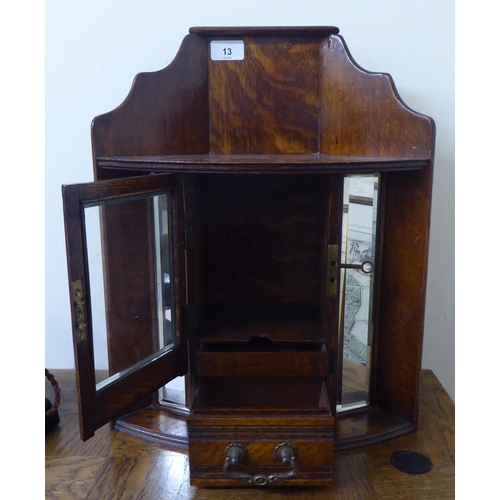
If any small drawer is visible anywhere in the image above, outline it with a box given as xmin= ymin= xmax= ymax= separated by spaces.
xmin=187 ymin=378 xmax=334 ymax=486
xmin=197 ymin=343 xmax=329 ymax=377
xmin=188 ymin=438 xmax=334 ymax=486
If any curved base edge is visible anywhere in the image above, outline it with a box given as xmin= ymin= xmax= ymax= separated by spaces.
xmin=115 ymin=405 xmax=189 ymax=450
xmin=115 ymin=404 xmax=413 ymax=453
xmin=334 ymin=407 xmax=413 ymax=450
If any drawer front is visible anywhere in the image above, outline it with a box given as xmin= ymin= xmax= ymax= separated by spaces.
xmin=188 ymin=438 xmax=334 ymax=486
xmin=187 ymin=378 xmax=335 ymax=486
xmin=197 ymin=347 xmax=329 ymax=378
xmin=188 ymin=412 xmax=334 ymax=487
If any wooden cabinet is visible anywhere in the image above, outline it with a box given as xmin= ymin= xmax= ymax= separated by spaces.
xmin=62 ymin=26 xmax=435 ymax=487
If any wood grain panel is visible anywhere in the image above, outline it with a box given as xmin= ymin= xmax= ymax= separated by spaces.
xmin=320 ymin=35 xmax=435 ymax=158
xmin=92 ymin=34 xmax=209 ymax=179
xmin=197 ymin=347 xmax=329 ymax=377
xmin=208 ymin=37 xmax=321 ymax=154
xmin=375 ymin=167 xmax=433 ymax=427
xmin=192 ymin=377 xmax=326 ymax=410
xmin=96 ymin=153 xmax=429 ymax=174
xmin=198 ymin=174 xmax=327 ymax=305
xmin=199 ymin=304 xmax=323 ymax=343
xmin=188 ymin=440 xmax=334 ymax=468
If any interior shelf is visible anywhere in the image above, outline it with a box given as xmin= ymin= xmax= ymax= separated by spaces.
xmin=96 ymin=154 xmax=430 ymax=174
xmin=198 ymin=303 xmax=324 ymax=343
xmin=197 ymin=342 xmax=329 ymax=378
xmin=191 ymin=377 xmax=331 ymax=413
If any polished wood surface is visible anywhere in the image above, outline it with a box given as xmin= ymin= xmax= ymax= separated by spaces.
xmin=189 ymin=26 xmax=341 ymax=37
xmin=91 ymin=35 xmax=209 ymax=170
xmin=96 ymin=154 xmax=429 ymax=174
xmin=208 ymin=36 xmax=321 ymax=154
xmin=61 ymin=27 xmax=437 ymax=486
xmin=46 ymin=369 xmax=454 ymax=498
xmin=320 ymin=35 xmax=434 ymax=158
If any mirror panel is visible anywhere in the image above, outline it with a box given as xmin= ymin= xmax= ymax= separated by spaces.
xmin=338 ymin=175 xmax=379 ymax=411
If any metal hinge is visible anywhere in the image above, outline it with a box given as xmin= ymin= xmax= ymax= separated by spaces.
xmin=71 ymin=279 xmax=87 ymax=342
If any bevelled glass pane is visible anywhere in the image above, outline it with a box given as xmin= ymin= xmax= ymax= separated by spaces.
xmin=338 ymin=175 xmax=379 ymax=411
xmin=83 ymin=193 xmax=175 ymax=391
xmin=154 ymin=196 xmax=175 ymax=349
xmin=85 ymin=205 xmax=109 ymax=384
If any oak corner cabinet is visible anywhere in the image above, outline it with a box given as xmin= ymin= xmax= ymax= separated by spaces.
xmin=62 ymin=26 xmax=435 ymax=487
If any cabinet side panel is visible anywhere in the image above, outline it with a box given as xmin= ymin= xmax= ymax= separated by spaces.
xmin=320 ymin=35 xmax=434 ymax=158
xmin=91 ymin=34 xmax=209 ymax=175
xmin=208 ymin=37 xmax=321 ymax=154
xmin=375 ymin=167 xmax=433 ymax=426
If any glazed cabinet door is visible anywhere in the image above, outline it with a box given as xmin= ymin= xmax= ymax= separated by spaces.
xmin=62 ymin=174 xmax=188 ymax=440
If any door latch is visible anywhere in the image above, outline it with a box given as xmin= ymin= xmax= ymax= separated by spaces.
xmin=327 ymin=245 xmax=374 ymax=296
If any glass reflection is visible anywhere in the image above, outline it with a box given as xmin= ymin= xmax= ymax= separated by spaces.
xmin=338 ymin=175 xmax=379 ymax=412
xmin=154 ymin=196 xmax=175 ymax=349
xmin=85 ymin=205 xmax=109 ymax=383
xmin=83 ymin=193 xmax=174 ymax=391
xmin=159 ymin=376 xmax=186 ymax=407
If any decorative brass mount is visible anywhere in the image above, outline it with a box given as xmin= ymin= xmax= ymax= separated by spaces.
xmin=71 ymin=279 xmax=87 ymax=342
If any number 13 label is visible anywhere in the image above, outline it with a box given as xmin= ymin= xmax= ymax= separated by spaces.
xmin=210 ymin=40 xmax=244 ymax=61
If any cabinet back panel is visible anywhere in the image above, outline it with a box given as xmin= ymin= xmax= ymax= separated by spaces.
xmin=198 ymin=303 xmax=323 ymax=343
xmin=208 ymin=37 xmax=321 ymax=154
xmin=197 ymin=174 xmax=328 ymax=305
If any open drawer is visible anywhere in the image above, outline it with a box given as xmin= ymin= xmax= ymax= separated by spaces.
xmin=187 ymin=377 xmax=335 ymax=486
xmin=197 ymin=342 xmax=329 ymax=378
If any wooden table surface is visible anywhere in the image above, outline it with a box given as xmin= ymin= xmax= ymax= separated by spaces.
xmin=45 ymin=369 xmax=454 ymax=499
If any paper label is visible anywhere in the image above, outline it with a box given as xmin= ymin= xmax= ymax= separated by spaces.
xmin=210 ymin=40 xmax=244 ymax=61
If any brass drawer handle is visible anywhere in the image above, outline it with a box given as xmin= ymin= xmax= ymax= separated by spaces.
xmin=223 ymin=443 xmax=299 ymax=485
xmin=223 ymin=444 xmax=253 ymax=484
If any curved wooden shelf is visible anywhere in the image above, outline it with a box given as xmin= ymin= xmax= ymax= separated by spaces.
xmin=96 ymin=154 xmax=429 ymax=174
xmin=115 ymin=404 xmax=413 ymax=451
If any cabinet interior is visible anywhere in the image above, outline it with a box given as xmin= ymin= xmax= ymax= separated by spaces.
xmin=192 ymin=174 xmax=328 ymax=342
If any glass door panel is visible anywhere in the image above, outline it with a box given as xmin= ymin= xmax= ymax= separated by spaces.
xmin=82 ymin=193 xmax=175 ymax=391
xmin=337 ymin=174 xmax=379 ymax=412
xmin=85 ymin=205 xmax=109 ymax=385
xmin=63 ymin=174 xmax=187 ymax=439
